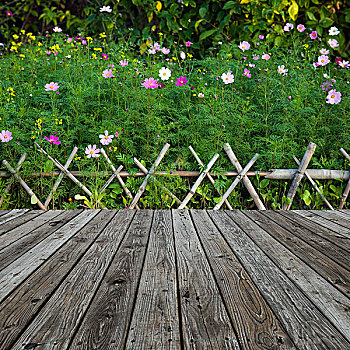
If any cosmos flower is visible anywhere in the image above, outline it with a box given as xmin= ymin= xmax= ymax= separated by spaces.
xmin=297 ymin=24 xmax=306 ymax=32
xmin=319 ymin=48 xmax=329 ymax=55
xmin=161 ymin=47 xmax=170 ymax=54
xmin=221 ymin=71 xmax=234 ymax=84
xmin=44 ymin=134 xmax=61 ymax=145
xmin=45 ymin=82 xmax=59 ymax=91
xmin=198 ymin=93 xmax=204 ymax=98
xmin=258 ymin=35 xmax=264 ymax=39
xmin=102 ymin=53 xmax=108 ymax=59
xmin=239 ymin=41 xmax=250 ymax=51
xmin=85 ymin=145 xmax=100 ymax=158
xmin=185 ymin=41 xmax=193 ymax=47
xmin=317 ymin=55 xmax=330 ymax=66
xmin=53 ymin=27 xmax=62 ymax=33
xmin=0 ymin=130 xmax=12 ymax=142
xmin=277 ymin=65 xmax=288 ymax=75
xmin=120 ymin=59 xmax=128 ymax=67
xmin=310 ymin=31 xmax=318 ymax=39
xmin=100 ymin=5 xmax=112 ymax=12
xmin=329 ymin=27 xmax=340 ymax=36
xmin=180 ymin=51 xmax=186 ymax=60
xmin=328 ymin=39 xmax=339 ymax=48
xmin=242 ymin=68 xmax=251 ymax=78
xmin=102 ymin=69 xmax=114 ymax=78
xmin=159 ymin=67 xmax=171 ymax=81
xmin=326 ymin=89 xmax=341 ymax=104
xmin=262 ymin=53 xmax=270 ymax=60
xmin=339 ymin=60 xmax=349 ymax=68
xmin=175 ymin=76 xmax=188 ymax=86
xmin=142 ymin=77 xmax=159 ymax=89
xmin=99 ymin=130 xmax=114 ymax=145
xmin=284 ymin=23 xmax=294 ymax=31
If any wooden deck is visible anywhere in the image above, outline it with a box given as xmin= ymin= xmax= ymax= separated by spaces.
xmin=0 ymin=210 xmax=349 ymax=349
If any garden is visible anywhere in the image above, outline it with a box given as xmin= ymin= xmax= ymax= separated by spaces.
xmin=0 ymin=0 xmax=349 ymax=210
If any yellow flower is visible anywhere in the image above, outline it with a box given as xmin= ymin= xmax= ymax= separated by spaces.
xmin=91 ymin=53 xmax=97 ymax=59
xmin=187 ymin=53 xmax=193 ymax=58
xmin=38 ymin=42 xmax=42 ymax=46
xmin=20 ymin=30 xmax=25 ymax=34
xmin=86 ymin=37 xmax=93 ymax=42
xmin=13 ymin=34 xmax=19 ymax=40
xmin=93 ymin=48 xmax=102 ymax=52
xmin=99 ymin=32 xmax=107 ymax=38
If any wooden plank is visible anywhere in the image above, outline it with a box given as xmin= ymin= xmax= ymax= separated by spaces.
xmin=0 ymin=210 xmax=29 ymax=227
xmin=235 ymin=210 xmax=350 ymax=341
xmin=0 ymin=210 xmax=100 ymax=302
xmin=334 ymin=210 xmax=350 ymax=221
xmin=0 ymin=210 xmax=10 ymax=217
xmin=0 ymin=210 xmax=63 ymax=252
xmin=276 ymin=210 xmax=350 ymax=253
xmin=246 ymin=211 xmax=350 ymax=298
xmin=311 ymin=210 xmax=350 ymax=230
xmin=172 ymin=210 xmax=240 ymax=349
xmin=0 ymin=210 xmax=117 ymax=350
xmin=0 ymin=210 xmax=80 ymax=270
xmin=10 ymin=210 xmax=134 ymax=350
xmin=190 ymin=210 xmax=295 ymax=349
xmin=125 ymin=210 xmax=180 ymax=348
xmin=209 ymin=210 xmax=350 ymax=350
xmin=0 ymin=210 xmax=40 ymax=236
xmin=70 ymin=210 xmax=152 ymax=350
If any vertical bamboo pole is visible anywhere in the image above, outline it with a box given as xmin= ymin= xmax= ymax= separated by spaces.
xmin=189 ymin=146 xmax=232 ymax=210
xmin=213 ymin=154 xmax=259 ymax=210
xmin=0 ymin=153 xmax=27 ymax=206
xmin=179 ymin=153 xmax=219 ymax=209
xmin=339 ymin=148 xmax=350 ymax=209
xmin=44 ymin=147 xmax=78 ymax=208
xmin=2 ymin=160 xmax=46 ymax=210
xmin=129 ymin=143 xmax=170 ymax=209
xmin=224 ymin=143 xmax=266 ymax=210
xmin=293 ymin=156 xmax=333 ymax=210
xmin=283 ymin=142 xmax=317 ymax=210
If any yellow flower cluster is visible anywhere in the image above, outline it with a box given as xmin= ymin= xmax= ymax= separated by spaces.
xmin=35 ymin=118 xmax=43 ymax=130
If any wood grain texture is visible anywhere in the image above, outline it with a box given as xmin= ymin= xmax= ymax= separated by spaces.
xmin=0 ymin=210 xmax=99 ymax=302
xmin=312 ymin=210 xmax=350 ymax=228
xmin=0 ymin=210 xmax=23 ymax=221
xmin=125 ymin=210 xmax=180 ymax=349
xmin=237 ymin=210 xmax=350 ymax=341
xmin=190 ymin=210 xmax=295 ymax=349
xmin=172 ymin=210 xmax=240 ymax=350
xmin=10 ymin=210 xmax=132 ymax=350
xmin=0 ymin=210 xmax=116 ymax=350
xmin=249 ymin=210 xmax=350 ymax=297
xmin=210 ymin=210 xmax=349 ymax=350
xmin=70 ymin=210 xmax=152 ymax=350
xmin=0 ymin=210 xmax=79 ymax=270
xmin=0 ymin=210 xmax=10 ymax=217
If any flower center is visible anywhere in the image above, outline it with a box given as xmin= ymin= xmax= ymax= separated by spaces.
xmin=106 ymin=74 xmax=109 ymax=77
xmin=50 ymin=86 xmax=53 ymax=89
xmin=180 ymin=81 xmax=183 ymax=84
xmin=163 ymin=73 xmax=166 ymax=75
xmin=4 ymin=135 xmax=7 ymax=138
xmin=90 ymin=151 xmax=94 ymax=154
xmin=331 ymin=95 xmax=335 ymax=98
xmin=105 ymin=136 xmax=108 ymax=139
xmin=149 ymin=83 xmax=153 ymax=86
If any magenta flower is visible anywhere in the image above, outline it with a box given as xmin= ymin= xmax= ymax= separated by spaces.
xmin=44 ymin=134 xmax=61 ymax=145
xmin=310 ymin=31 xmax=318 ymax=39
xmin=45 ymin=82 xmax=59 ymax=91
xmin=243 ymin=68 xmax=251 ymax=78
xmin=185 ymin=41 xmax=193 ymax=47
xmin=0 ymin=130 xmax=12 ymax=143
xmin=326 ymin=89 xmax=341 ymax=104
xmin=46 ymin=50 xmax=51 ymax=55
xmin=142 ymin=77 xmax=159 ymax=89
xmin=297 ymin=24 xmax=306 ymax=32
xmin=102 ymin=69 xmax=114 ymax=78
xmin=85 ymin=144 xmax=100 ymax=158
xmin=238 ymin=41 xmax=250 ymax=51
xmin=175 ymin=76 xmax=188 ymax=86
xmin=102 ymin=53 xmax=108 ymax=59
xmin=6 ymin=11 xmax=12 ymax=16
xmin=82 ymin=40 xmax=87 ymax=45
xmin=120 ymin=59 xmax=128 ymax=67
xmin=258 ymin=35 xmax=264 ymax=40
xmin=99 ymin=130 xmax=114 ymax=145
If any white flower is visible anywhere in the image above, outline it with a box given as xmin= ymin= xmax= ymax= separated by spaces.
xmin=180 ymin=51 xmax=186 ymax=60
xmin=100 ymin=5 xmax=112 ymax=13
xmin=218 ymin=41 xmax=222 ymax=45
xmin=329 ymin=26 xmax=340 ymax=36
xmin=328 ymin=39 xmax=339 ymax=48
xmin=339 ymin=60 xmax=349 ymax=68
xmin=277 ymin=65 xmax=288 ymax=75
xmin=323 ymin=73 xmax=330 ymax=79
xmin=221 ymin=71 xmax=234 ymax=84
xmin=159 ymin=67 xmax=171 ymax=81
xmin=53 ymin=27 xmax=62 ymax=33
xmin=198 ymin=93 xmax=204 ymax=98
xmin=66 ymin=54 xmax=71 ymax=59
xmin=319 ymin=48 xmax=329 ymax=55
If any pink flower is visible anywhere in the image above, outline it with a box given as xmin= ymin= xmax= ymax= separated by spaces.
xmin=115 ymin=131 xmax=119 ymax=137
xmin=328 ymin=39 xmax=339 ymax=48
xmin=326 ymin=89 xmax=341 ymax=104
xmin=85 ymin=144 xmax=100 ymax=158
xmin=99 ymin=130 xmax=114 ymax=145
xmin=82 ymin=40 xmax=87 ymax=45
xmin=221 ymin=71 xmax=234 ymax=84
xmin=339 ymin=60 xmax=349 ymax=68
xmin=253 ymin=55 xmax=260 ymax=60
xmin=258 ymin=35 xmax=264 ymax=40
xmin=6 ymin=11 xmax=12 ymax=16
xmin=261 ymin=53 xmax=270 ymax=60
xmin=297 ymin=24 xmax=306 ymax=32
xmin=120 ymin=59 xmax=128 ymax=67
xmin=175 ymin=76 xmax=188 ymax=86
xmin=44 ymin=135 xmax=61 ymax=145
xmin=45 ymin=82 xmax=59 ymax=91
xmin=102 ymin=53 xmax=108 ymax=59
xmin=161 ymin=47 xmax=170 ymax=54
xmin=283 ymin=23 xmax=294 ymax=32
xmin=310 ymin=31 xmax=318 ymax=39
xmin=185 ymin=41 xmax=193 ymax=47
xmin=319 ymin=48 xmax=329 ymax=55
xmin=238 ymin=41 xmax=250 ymax=51
xmin=142 ymin=77 xmax=159 ymax=89
xmin=102 ymin=69 xmax=114 ymax=78
xmin=0 ymin=130 xmax=12 ymax=142
xmin=317 ymin=55 xmax=330 ymax=66
xmin=242 ymin=68 xmax=251 ymax=78
xmin=67 ymin=38 xmax=73 ymax=43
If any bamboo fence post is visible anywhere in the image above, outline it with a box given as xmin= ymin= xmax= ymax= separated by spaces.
xmin=99 ymin=164 xmax=123 ymax=194
xmin=179 ymin=153 xmax=220 ymax=209
xmin=44 ymin=147 xmax=78 ymax=208
xmin=283 ymin=142 xmax=317 ymax=210
xmin=339 ymin=148 xmax=350 ymax=209
xmin=129 ymin=143 xmax=170 ymax=209
xmin=213 ymin=153 xmax=260 ymax=210
xmin=100 ymin=148 xmax=139 ymax=209
xmin=293 ymin=155 xmax=333 ymax=210
xmin=223 ymin=143 xmax=266 ymax=210
xmin=134 ymin=157 xmax=187 ymax=208
xmin=2 ymin=160 xmax=46 ymax=210
xmin=0 ymin=153 xmax=27 ymax=206
xmin=34 ymin=142 xmax=92 ymax=197
xmin=189 ymin=146 xmax=233 ymax=210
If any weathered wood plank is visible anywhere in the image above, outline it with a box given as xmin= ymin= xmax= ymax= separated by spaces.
xmin=0 ymin=210 xmax=41 ymax=236
xmin=210 ymin=210 xmax=350 ymax=350
xmin=334 ymin=210 xmax=350 ymax=221
xmin=0 ymin=210 xmax=117 ymax=350
xmin=70 ymin=210 xmax=152 ymax=350
xmin=10 ymin=210 xmax=134 ymax=350
xmin=125 ymin=210 xmax=180 ymax=349
xmin=0 ymin=210 xmax=99 ymax=302
xmin=247 ymin=211 xmax=350 ymax=297
xmin=0 ymin=210 xmax=62 ymax=252
xmin=237 ymin=210 xmax=350 ymax=341
xmin=0 ymin=210 xmax=29 ymax=226
xmin=0 ymin=210 xmax=10 ymax=217
xmin=172 ymin=210 xmax=240 ymax=349
xmin=0 ymin=210 xmax=80 ymax=270
xmin=311 ymin=210 xmax=350 ymax=231
xmin=190 ymin=210 xmax=295 ymax=349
